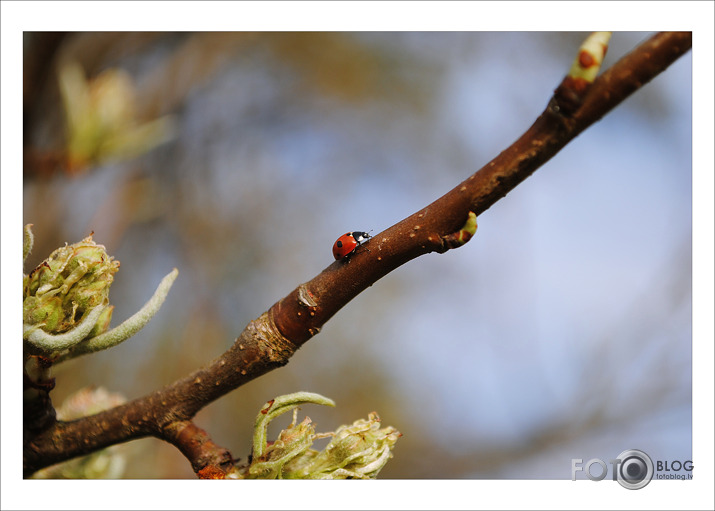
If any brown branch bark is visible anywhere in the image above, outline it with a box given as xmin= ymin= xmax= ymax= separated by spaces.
xmin=273 ymin=31 xmax=692 ymax=345
xmin=23 ymin=32 xmax=691 ymax=477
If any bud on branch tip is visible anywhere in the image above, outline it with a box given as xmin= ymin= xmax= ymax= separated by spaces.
xmin=552 ymin=31 xmax=612 ymax=116
xmin=568 ymin=31 xmax=611 ymax=83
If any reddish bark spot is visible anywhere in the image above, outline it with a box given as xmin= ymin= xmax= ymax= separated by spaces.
xmin=579 ymin=50 xmax=596 ymax=69
xmin=198 ymin=466 xmax=226 ymax=479
xmin=260 ymin=399 xmax=275 ymax=414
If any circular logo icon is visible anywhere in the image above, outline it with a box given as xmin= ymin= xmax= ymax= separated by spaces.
xmin=615 ymin=449 xmax=654 ymax=490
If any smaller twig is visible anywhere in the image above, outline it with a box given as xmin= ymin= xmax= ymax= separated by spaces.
xmin=162 ymin=420 xmax=234 ymax=476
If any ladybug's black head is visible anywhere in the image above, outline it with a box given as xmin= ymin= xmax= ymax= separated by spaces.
xmin=352 ymin=231 xmax=371 ymax=243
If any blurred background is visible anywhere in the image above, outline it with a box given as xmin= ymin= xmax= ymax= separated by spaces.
xmin=23 ymin=32 xmax=691 ymax=479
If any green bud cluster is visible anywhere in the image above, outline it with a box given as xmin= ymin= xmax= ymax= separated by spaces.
xmin=23 ymin=234 xmax=119 ymax=337
xmin=281 ymin=412 xmax=402 ymax=479
xmin=247 ymin=416 xmax=317 ymax=479
xmin=236 ymin=392 xmax=401 ymax=479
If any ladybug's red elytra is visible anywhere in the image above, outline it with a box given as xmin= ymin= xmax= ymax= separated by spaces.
xmin=332 ymin=231 xmax=372 ymax=260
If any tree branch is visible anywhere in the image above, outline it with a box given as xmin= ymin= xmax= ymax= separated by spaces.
xmin=23 ymin=32 xmax=691 ymax=477
xmin=273 ymin=31 xmax=692 ymax=346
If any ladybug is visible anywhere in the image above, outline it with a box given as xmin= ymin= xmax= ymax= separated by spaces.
xmin=332 ymin=231 xmax=371 ymax=260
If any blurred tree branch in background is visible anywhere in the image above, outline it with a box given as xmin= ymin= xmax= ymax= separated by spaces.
xmin=23 ymin=32 xmax=429 ymax=178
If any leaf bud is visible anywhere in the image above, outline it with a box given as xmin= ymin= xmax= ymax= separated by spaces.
xmin=23 ymin=234 xmax=119 ymax=337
